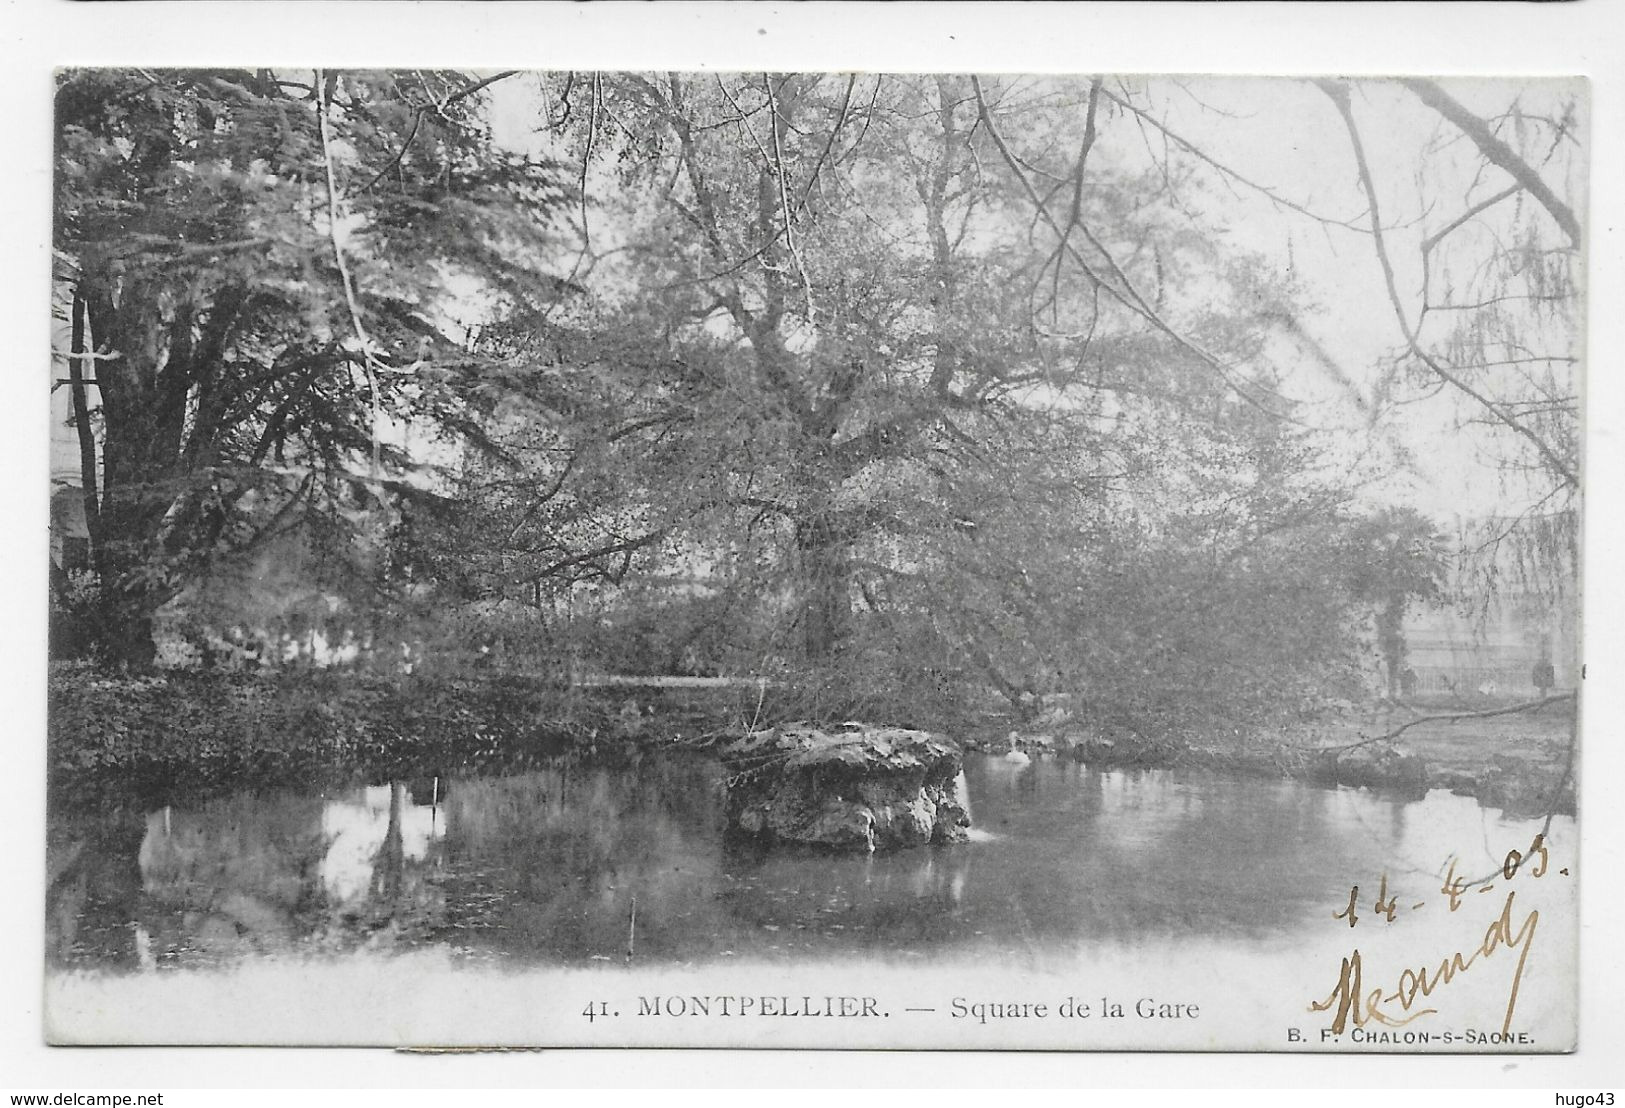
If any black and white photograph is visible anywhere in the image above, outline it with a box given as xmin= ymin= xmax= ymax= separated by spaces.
xmin=39 ymin=65 xmax=1587 ymax=1053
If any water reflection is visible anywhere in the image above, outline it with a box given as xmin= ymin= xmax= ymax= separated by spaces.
xmin=45 ymin=754 xmax=1574 ymax=974
xmin=320 ymin=783 xmax=444 ymax=906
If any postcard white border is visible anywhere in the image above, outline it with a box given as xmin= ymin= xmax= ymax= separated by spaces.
xmin=2 ymin=0 xmax=1621 ymax=1089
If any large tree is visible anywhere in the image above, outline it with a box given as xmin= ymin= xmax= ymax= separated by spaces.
xmin=56 ymin=71 xmax=1547 ymax=737
xmin=521 ymin=73 xmax=1325 ymax=685
xmin=53 ymin=68 xmax=567 ymax=661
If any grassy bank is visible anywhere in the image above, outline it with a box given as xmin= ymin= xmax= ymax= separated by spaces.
xmin=963 ymin=694 xmax=1577 ymax=819
xmin=46 ymin=662 xmax=750 ymax=807
xmin=1302 ymin=697 xmax=1577 ymax=818
xmin=47 ymin=664 xmax=1577 ymax=818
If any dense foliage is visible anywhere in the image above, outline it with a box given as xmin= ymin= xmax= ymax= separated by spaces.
xmin=50 ymin=71 xmax=1582 ymax=746
xmin=54 ymin=69 xmax=568 ymax=660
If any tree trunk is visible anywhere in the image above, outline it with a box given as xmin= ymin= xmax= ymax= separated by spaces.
xmin=795 ymin=508 xmax=848 ymax=662
xmin=67 ymin=288 xmax=105 ymax=574
xmin=1378 ymin=594 xmax=1407 ymax=699
xmin=80 ymin=278 xmax=187 ymax=667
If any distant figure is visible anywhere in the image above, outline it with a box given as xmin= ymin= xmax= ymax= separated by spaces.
xmin=1399 ymin=667 xmax=1418 ymax=698
xmin=1533 ymin=658 xmax=1556 ymax=695
xmin=473 ymin=643 xmax=493 ymax=671
xmin=1003 ymin=734 xmax=1031 ymax=766
xmin=242 ymin=630 xmax=268 ymax=670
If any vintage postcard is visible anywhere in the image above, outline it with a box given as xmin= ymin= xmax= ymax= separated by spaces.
xmin=43 ymin=69 xmax=1583 ymax=1051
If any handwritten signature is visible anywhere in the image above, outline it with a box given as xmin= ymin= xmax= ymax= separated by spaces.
xmin=1310 ymin=833 xmax=1552 ymax=1036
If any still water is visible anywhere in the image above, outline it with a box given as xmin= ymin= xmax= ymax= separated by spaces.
xmin=46 ymin=753 xmax=1570 ymax=974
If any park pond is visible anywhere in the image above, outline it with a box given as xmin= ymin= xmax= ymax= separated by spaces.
xmin=47 ymin=750 xmax=1573 ymax=972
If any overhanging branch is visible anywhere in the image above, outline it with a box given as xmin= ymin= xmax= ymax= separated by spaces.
xmin=1399 ymin=78 xmax=1582 ymax=248
xmin=1318 ymin=80 xmax=1579 ymax=491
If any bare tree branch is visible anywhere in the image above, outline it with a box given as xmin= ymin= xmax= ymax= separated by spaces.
xmin=1399 ymin=78 xmax=1582 ymax=247
xmin=973 ymin=77 xmax=1296 ymax=421
xmin=1318 ymin=79 xmax=1579 ymax=490
xmin=1423 ymin=183 xmax=1521 ymax=257
xmin=1102 ymin=84 xmax=1372 ymax=233
xmin=1324 ymin=692 xmax=1575 ymax=754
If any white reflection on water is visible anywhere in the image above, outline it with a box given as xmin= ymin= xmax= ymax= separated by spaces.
xmin=318 ymin=784 xmax=444 ymax=905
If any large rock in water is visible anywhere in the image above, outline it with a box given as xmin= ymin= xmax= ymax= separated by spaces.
xmin=721 ymin=723 xmax=970 ymax=852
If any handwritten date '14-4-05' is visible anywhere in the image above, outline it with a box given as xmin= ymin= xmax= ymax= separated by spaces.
xmin=1311 ymin=833 xmax=1558 ymax=1036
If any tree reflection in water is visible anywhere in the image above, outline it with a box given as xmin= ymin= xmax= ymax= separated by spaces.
xmin=45 ymin=753 xmax=1575 ymax=974
xmin=320 ymin=783 xmax=444 ymax=908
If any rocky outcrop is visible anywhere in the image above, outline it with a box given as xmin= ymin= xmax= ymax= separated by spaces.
xmin=721 ymin=723 xmax=970 ymax=852
xmin=1440 ymin=754 xmax=1574 ymax=820
xmin=1309 ymin=742 xmax=1430 ymax=794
